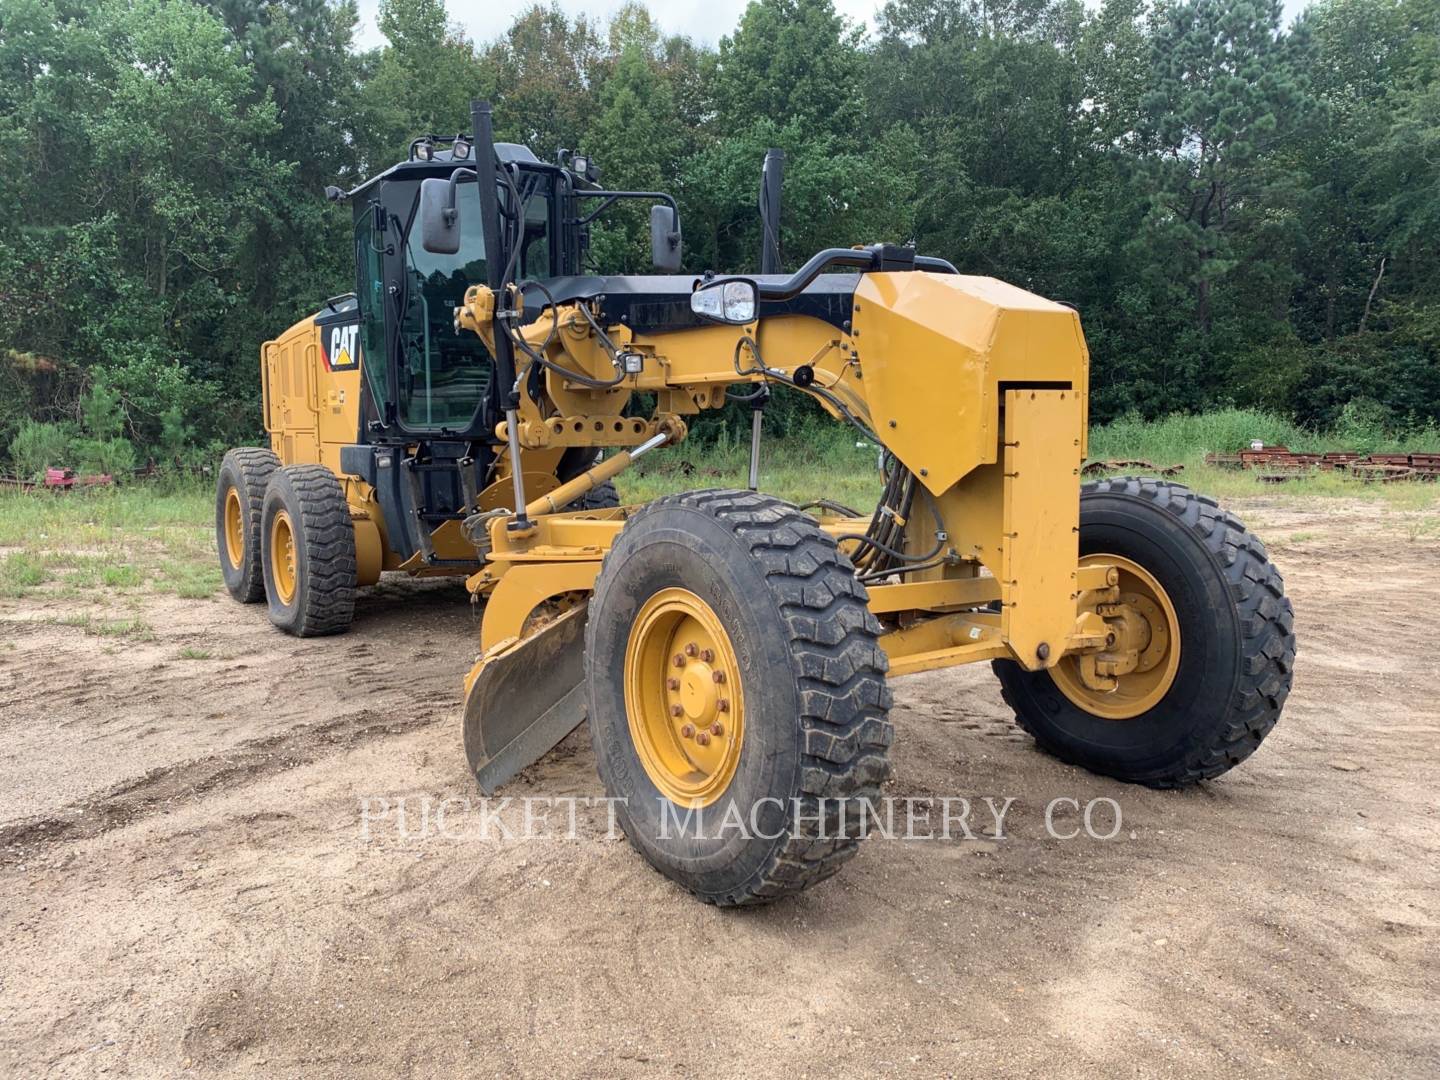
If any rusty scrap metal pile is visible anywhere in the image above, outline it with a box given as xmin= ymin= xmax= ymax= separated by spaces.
xmin=1205 ymin=445 xmax=1440 ymax=482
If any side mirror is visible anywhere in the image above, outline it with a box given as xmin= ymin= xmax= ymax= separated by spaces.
xmin=650 ymin=204 xmax=682 ymax=272
xmin=419 ymin=177 xmax=460 ymax=255
xmin=691 ymin=278 xmax=758 ymax=325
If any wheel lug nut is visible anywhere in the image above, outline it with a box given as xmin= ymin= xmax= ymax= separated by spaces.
xmin=680 ymin=723 xmax=695 ymax=739
xmin=712 ymin=671 xmax=726 ymax=684
xmin=667 ymin=677 xmax=680 ymax=691
xmin=695 ymin=731 xmax=711 ymax=746
xmin=685 ymin=642 xmax=698 ymax=657
xmin=673 ymin=653 xmax=685 ymax=667
xmin=710 ymin=722 xmax=724 ymax=737
xmin=670 ymin=704 xmax=683 ymax=717
xmin=717 ymin=699 xmax=730 ymax=713
xmin=700 ymin=648 xmax=714 ymax=663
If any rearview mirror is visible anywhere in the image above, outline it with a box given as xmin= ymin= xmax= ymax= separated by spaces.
xmin=651 ymin=204 xmax=682 ymax=272
xmin=691 ymin=278 xmax=757 ymax=325
xmin=419 ymin=177 xmax=460 ymax=255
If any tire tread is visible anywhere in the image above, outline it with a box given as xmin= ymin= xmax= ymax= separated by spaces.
xmin=590 ymin=487 xmax=893 ymax=905
xmin=995 ymin=476 xmax=1295 ymax=787
xmin=218 ymin=446 xmax=280 ymax=603
xmin=265 ymin=464 xmax=356 ymax=636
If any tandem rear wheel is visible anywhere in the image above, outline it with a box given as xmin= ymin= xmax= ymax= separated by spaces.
xmin=216 ymin=447 xmax=280 ymax=603
xmin=259 ymin=465 xmax=358 ymax=637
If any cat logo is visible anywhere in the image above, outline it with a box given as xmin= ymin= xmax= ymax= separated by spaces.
xmin=324 ymin=323 xmax=361 ymax=371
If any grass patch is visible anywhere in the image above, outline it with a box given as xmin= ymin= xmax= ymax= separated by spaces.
xmin=622 ymin=422 xmax=882 ymax=508
xmin=42 ymin=616 xmax=154 ymax=642
xmin=0 ymin=551 xmax=48 ymax=596
xmin=0 ymin=486 xmax=212 ymax=548
xmin=1086 ymin=408 xmax=1440 ymax=508
xmin=177 ymin=646 xmax=213 ymax=660
xmin=1090 ymin=406 xmax=1440 ymax=462
xmin=94 ymin=617 xmax=154 ymax=640
xmin=0 ymin=484 xmax=214 ymax=599
xmin=47 ymin=612 xmax=156 ymax=640
xmin=157 ymin=560 xmax=220 ymax=600
xmin=1401 ymin=516 xmax=1440 ymax=543
xmin=102 ymin=564 xmax=145 ymax=588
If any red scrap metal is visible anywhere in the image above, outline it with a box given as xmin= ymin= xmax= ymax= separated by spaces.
xmin=1082 ymin=459 xmax=1184 ymax=477
xmin=1205 ymin=445 xmax=1440 ymax=481
xmin=0 ymin=468 xmax=114 ymax=493
xmin=43 ymin=467 xmax=113 ymax=490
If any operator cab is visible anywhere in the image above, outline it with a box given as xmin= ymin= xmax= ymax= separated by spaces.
xmin=343 ymin=137 xmax=679 ymax=446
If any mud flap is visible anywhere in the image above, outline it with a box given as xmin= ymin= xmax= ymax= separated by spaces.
xmin=462 ymin=603 xmax=589 ymax=795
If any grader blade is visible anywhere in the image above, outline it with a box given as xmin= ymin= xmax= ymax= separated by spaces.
xmin=463 ymin=604 xmax=588 ymax=794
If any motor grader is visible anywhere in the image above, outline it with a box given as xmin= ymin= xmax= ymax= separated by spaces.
xmin=216 ymin=101 xmax=1295 ymax=906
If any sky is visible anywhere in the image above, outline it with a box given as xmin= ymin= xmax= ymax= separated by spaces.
xmin=352 ymin=0 xmax=1315 ymax=51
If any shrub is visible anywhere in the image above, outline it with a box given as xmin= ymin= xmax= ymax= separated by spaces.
xmin=73 ymin=436 xmax=137 ymax=476
xmin=8 ymin=420 xmax=76 ymax=479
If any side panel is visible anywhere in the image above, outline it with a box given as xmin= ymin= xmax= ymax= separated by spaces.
xmin=262 ymin=310 xmax=364 ymax=474
xmin=263 ymin=327 xmax=319 ymax=465
xmin=851 ymin=272 xmax=1089 ymax=495
xmin=314 ymin=310 xmax=365 ymax=470
xmin=1000 ymin=388 xmax=1083 ymax=669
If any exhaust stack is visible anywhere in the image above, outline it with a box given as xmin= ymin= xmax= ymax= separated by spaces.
xmin=759 ymin=148 xmax=784 ymax=274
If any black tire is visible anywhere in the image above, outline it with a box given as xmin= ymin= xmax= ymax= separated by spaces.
xmin=993 ymin=477 xmax=1295 ymax=787
xmin=216 ymin=447 xmax=280 ymax=603
xmin=260 ymin=465 xmax=357 ymax=636
xmin=585 ymin=489 xmax=893 ymax=906
xmin=556 ymin=448 xmax=620 ymax=511
xmin=562 ymin=479 xmax=620 ymax=511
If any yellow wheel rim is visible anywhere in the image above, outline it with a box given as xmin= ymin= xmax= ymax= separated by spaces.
xmin=1051 ymin=553 xmax=1182 ymax=720
xmin=223 ymin=488 xmax=245 ymax=571
xmin=624 ymin=588 xmax=745 ymax=807
xmin=270 ymin=510 xmax=298 ymax=606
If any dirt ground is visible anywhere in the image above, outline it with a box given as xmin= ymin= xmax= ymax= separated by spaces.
xmin=1 ymin=497 xmax=1437 ymax=1078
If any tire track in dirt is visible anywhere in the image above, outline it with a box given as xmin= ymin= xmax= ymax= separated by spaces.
xmin=0 ymin=707 xmax=446 ymax=862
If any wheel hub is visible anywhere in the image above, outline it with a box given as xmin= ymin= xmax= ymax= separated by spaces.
xmin=1052 ymin=553 xmax=1181 ymax=720
xmin=679 ymin=662 xmax=720 ymax=722
xmin=270 ymin=510 xmax=297 ymax=606
xmin=223 ymin=488 xmax=244 ymax=570
xmin=624 ymin=588 xmax=744 ymax=807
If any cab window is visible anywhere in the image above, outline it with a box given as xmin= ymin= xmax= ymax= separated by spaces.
xmin=397 ymin=184 xmax=494 ymax=430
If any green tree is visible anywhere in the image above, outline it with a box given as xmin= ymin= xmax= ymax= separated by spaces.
xmin=482 ymin=4 xmax=602 ymax=155
xmin=588 ymin=42 xmax=685 ymax=271
xmin=712 ymin=0 xmax=863 ymax=142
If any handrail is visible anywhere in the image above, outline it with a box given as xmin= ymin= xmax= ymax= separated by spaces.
xmin=750 ymin=244 xmax=959 ymax=301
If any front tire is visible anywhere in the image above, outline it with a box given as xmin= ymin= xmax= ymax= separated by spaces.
xmin=993 ymin=477 xmax=1294 ymax=787
xmin=260 ymin=465 xmax=357 ymax=636
xmin=585 ymin=489 xmax=893 ymax=906
xmin=216 ymin=447 xmax=280 ymax=603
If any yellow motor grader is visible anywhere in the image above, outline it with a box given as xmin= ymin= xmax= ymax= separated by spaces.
xmin=217 ymin=102 xmax=1295 ymax=905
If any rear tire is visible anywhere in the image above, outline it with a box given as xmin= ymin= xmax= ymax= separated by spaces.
xmin=563 ymin=479 xmax=619 ymax=511
xmin=993 ymin=477 xmax=1295 ymax=787
xmin=216 ymin=447 xmax=280 ymax=603
xmin=585 ymin=489 xmax=893 ymax=906
xmin=556 ymin=448 xmax=620 ymax=511
xmin=260 ymin=465 xmax=357 ymax=636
